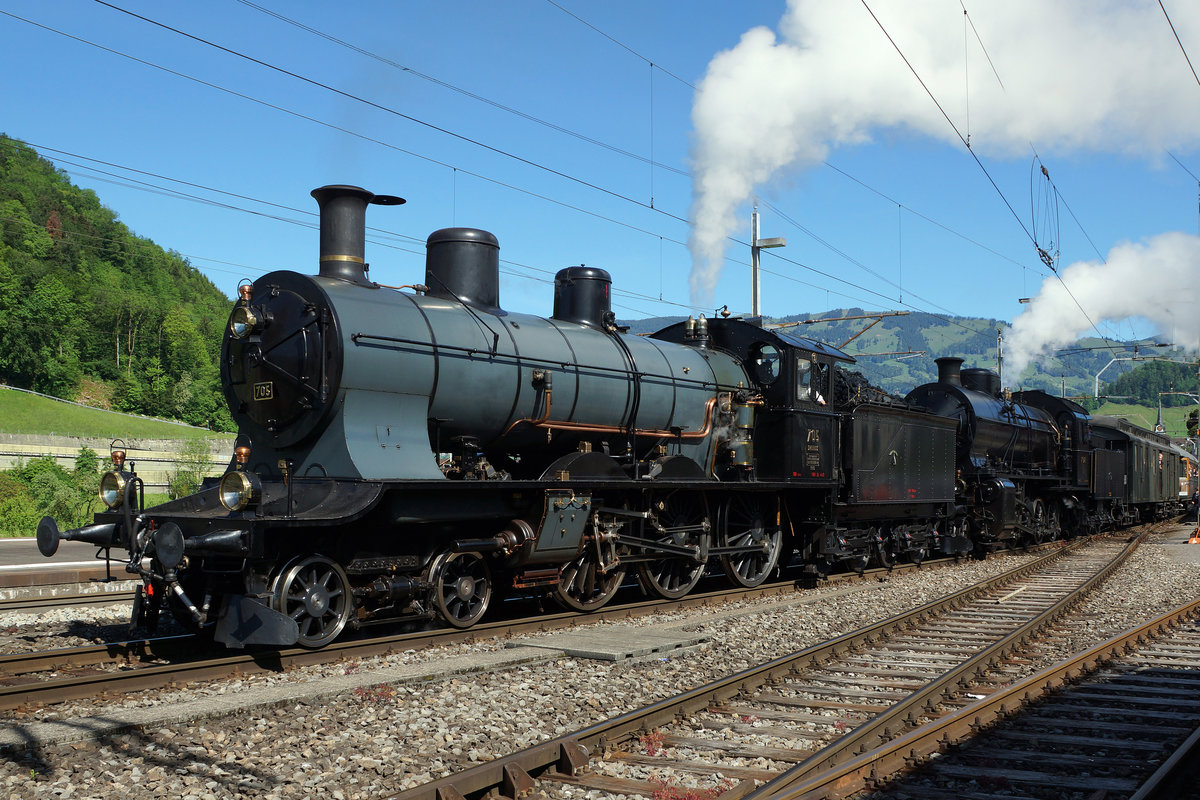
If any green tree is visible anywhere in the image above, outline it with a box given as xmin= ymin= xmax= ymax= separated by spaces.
xmin=161 ymin=306 xmax=207 ymax=378
xmin=167 ymin=438 xmax=216 ymax=499
xmin=0 ymin=134 xmax=234 ymax=430
xmin=1104 ymin=360 xmax=1199 ymax=406
xmin=0 ymin=448 xmax=102 ymax=537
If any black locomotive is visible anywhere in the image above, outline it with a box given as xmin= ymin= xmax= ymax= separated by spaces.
xmin=36 ymin=185 xmax=1198 ymax=648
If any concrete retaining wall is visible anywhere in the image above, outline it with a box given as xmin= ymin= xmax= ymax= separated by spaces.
xmin=0 ymin=433 xmax=235 ymax=493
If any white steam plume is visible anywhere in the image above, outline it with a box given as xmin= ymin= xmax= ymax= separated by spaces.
xmin=689 ymin=0 xmax=1200 ymax=305
xmin=1006 ymin=232 xmax=1200 ymax=377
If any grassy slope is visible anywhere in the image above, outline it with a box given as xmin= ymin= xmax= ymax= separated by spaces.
xmin=0 ymin=387 xmax=233 ymax=441
xmin=1093 ymin=400 xmax=1195 ymax=440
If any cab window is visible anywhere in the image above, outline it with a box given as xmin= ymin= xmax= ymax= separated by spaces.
xmin=796 ymin=355 xmax=828 ymax=405
xmin=748 ymin=342 xmax=781 ymax=385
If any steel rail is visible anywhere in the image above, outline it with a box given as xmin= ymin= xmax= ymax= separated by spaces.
xmin=0 ymin=635 xmax=198 ymax=681
xmin=740 ymin=531 xmax=1146 ymax=800
xmin=0 ymin=554 xmax=961 ymax=708
xmin=763 ymin=594 xmax=1200 ymax=800
xmin=1131 ymin=711 xmax=1200 ymax=800
xmin=384 ymin=541 xmax=1086 ymax=800
xmin=0 ymin=590 xmax=136 ymax=613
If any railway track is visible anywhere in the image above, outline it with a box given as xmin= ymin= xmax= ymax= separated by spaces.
xmin=387 ymin=533 xmax=1140 ymax=800
xmin=0 ymin=589 xmax=136 ymax=614
xmin=803 ymin=598 xmax=1200 ymax=800
xmin=0 ymin=551 xmax=964 ymax=711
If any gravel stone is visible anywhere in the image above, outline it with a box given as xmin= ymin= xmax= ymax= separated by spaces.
xmin=3 ymin=530 xmax=1197 ymax=800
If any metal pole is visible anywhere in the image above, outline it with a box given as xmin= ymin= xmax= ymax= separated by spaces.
xmin=1095 ymin=356 xmax=1121 ymax=400
xmin=997 ymin=329 xmax=1004 ymax=389
xmin=751 ymin=205 xmax=761 ymax=317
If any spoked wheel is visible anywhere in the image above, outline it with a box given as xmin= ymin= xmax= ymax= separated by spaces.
xmin=271 ymin=554 xmax=353 ymax=649
xmin=718 ymin=495 xmax=783 ymax=588
xmin=553 ymin=542 xmax=626 ymax=612
xmin=1048 ymin=502 xmax=1064 ymax=541
xmin=1029 ymin=499 xmax=1050 ymax=544
xmin=637 ymin=493 xmax=709 ymax=600
xmin=430 ymin=551 xmax=492 ymax=628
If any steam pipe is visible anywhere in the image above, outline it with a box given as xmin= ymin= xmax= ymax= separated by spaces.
xmin=508 ymin=397 xmax=719 ymax=440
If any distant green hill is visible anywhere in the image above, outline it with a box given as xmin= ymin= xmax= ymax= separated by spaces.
xmin=622 ymin=309 xmax=1186 ymax=402
xmin=0 ymin=135 xmax=234 ymax=431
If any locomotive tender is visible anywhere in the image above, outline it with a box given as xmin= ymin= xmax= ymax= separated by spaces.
xmin=36 ymin=185 xmax=1197 ymax=648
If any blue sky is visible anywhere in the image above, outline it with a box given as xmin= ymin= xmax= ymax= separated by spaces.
xmin=3 ymin=0 xmax=1199 ymax=356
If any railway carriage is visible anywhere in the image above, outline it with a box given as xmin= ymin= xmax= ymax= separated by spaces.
xmin=1090 ymin=415 xmax=1193 ymax=524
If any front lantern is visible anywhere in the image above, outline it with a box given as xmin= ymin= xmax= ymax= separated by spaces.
xmin=229 ymin=305 xmax=259 ymax=339
xmin=219 ymin=470 xmax=262 ymax=512
xmin=99 ymin=470 xmax=129 ymax=509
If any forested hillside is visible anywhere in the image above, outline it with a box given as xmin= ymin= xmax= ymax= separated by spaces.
xmin=1103 ymin=360 xmax=1199 ymax=407
xmin=0 ymin=136 xmax=234 ymax=430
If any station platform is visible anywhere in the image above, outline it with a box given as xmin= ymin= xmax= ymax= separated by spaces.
xmin=0 ymin=537 xmax=124 ymax=588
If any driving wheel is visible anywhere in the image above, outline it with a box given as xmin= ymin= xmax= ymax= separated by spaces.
xmin=637 ymin=492 xmax=709 ymax=600
xmin=718 ymin=495 xmax=782 ymax=588
xmin=271 ymin=554 xmax=353 ymax=648
xmin=430 ymin=551 xmax=492 ymax=628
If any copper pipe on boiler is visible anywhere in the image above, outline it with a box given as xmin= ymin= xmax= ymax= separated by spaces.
xmin=506 ymin=396 xmax=718 ymax=441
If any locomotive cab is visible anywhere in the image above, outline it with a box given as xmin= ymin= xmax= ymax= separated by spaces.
xmin=651 ymin=319 xmax=853 ymax=483
xmin=751 ymin=339 xmax=849 ymax=484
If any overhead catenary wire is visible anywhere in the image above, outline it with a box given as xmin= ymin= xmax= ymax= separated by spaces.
xmin=543 ymin=0 xmax=697 ymax=90
xmin=545 ymin=0 xmax=1047 ymax=325
xmin=240 ymin=0 xmax=1051 ymax=302
xmin=954 ymin=6 xmax=1123 ymax=363
xmin=536 ymin=1 xmax=1048 ymax=330
xmin=21 ymin=134 xmax=1033 ymax=338
xmin=232 ymin=0 xmax=690 ymax=179
xmin=90 ymin=0 xmax=690 ymax=226
xmin=3 ymin=7 xmax=1111 ymax=336
xmin=958 ymin=4 xmax=1128 ymax=359
xmin=758 ymin=197 xmax=975 ymax=325
xmin=0 ymin=14 xmax=692 ymax=246
xmin=819 ymin=160 xmax=1048 ymax=277
xmin=203 ymin=2 xmax=1058 ymax=306
xmin=864 ymin=0 xmax=1126 ymax=364
xmin=1160 ymin=0 xmax=1200 ymax=90
xmin=7 ymin=5 xmax=1059 ymax=327
xmin=859 ymin=0 xmax=1036 ymax=249
xmin=16 ymin=137 xmax=903 ymax=319
xmin=1168 ymin=150 xmax=1200 ymax=183
xmin=0 ymin=141 xmax=711 ymax=315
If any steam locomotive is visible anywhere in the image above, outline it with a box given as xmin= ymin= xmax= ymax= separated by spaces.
xmin=36 ymin=185 xmax=1197 ymax=648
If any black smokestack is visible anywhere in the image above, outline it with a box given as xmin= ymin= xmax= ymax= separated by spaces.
xmin=936 ymin=357 xmax=963 ymax=386
xmin=311 ymin=185 xmax=405 ymax=285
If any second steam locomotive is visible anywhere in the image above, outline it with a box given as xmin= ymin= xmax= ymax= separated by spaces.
xmin=37 ymin=185 xmax=1197 ymax=647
